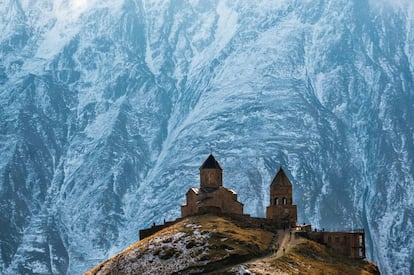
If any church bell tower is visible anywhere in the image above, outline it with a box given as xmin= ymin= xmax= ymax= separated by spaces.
xmin=266 ymin=168 xmax=297 ymax=228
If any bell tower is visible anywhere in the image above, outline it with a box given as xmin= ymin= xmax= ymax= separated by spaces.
xmin=199 ymin=154 xmax=222 ymax=188
xmin=266 ymin=167 xmax=297 ymax=227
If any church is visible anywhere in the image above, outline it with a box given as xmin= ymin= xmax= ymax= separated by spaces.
xmin=181 ymin=154 xmax=297 ymax=228
xmin=181 ymin=154 xmax=244 ymax=217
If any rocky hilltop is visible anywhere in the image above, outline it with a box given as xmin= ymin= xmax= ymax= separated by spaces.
xmin=86 ymin=215 xmax=379 ymax=274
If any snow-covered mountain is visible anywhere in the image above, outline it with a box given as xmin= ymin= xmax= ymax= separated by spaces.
xmin=0 ymin=0 xmax=413 ymax=274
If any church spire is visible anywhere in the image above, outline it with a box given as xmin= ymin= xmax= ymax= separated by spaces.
xmin=271 ymin=167 xmax=292 ymax=186
xmin=200 ymin=154 xmax=222 ymax=170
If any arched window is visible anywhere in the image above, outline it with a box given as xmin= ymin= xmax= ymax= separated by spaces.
xmin=282 ymin=197 xmax=287 ymax=205
xmin=274 ymin=197 xmax=279 ymax=205
xmin=359 ymin=235 xmax=363 ymax=246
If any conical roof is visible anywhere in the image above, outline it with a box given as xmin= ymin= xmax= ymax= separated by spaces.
xmin=200 ymin=154 xmax=222 ymax=170
xmin=270 ymin=167 xmax=292 ymax=186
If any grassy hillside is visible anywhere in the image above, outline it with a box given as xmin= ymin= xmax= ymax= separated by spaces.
xmin=85 ymin=215 xmax=274 ymax=274
xmin=227 ymin=239 xmax=380 ymax=275
xmin=85 ymin=215 xmax=379 ymax=275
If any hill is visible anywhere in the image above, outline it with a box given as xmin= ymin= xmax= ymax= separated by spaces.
xmin=85 ymin=215 xmax=379 ymax=274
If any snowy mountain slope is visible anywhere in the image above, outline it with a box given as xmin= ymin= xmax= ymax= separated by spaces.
xmin=0 ymin=0 xmax=413 ymax=274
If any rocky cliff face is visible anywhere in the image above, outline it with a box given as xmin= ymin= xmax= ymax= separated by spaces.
xmin=0 ymin=0 xmax=413 ymax=274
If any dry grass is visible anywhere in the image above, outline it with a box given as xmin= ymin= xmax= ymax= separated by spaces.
xmin=269 ymin=239 xmax=380 ymax=275
xmin=190 ymin=215 xmax=273 ymax=255
xmin=85 ymin=214 xmax=273 ymax=275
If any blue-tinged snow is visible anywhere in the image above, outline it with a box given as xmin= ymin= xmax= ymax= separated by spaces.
xmin=0 ymin=0 xmax=413 ymax=274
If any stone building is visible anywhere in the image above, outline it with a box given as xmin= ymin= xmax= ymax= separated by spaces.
xmin=305 ymin=229 xmax=366 ymax=258
xmin=181 ymin=154 xmax=244 ymax=217
xmin=266 ymin=168 xmax=298 ymax=228
xmin=322 ymin=230 xmax=365 ymax=258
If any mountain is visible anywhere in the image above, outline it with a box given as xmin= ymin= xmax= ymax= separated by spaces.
xmin=85 ymin=215 xmax=380 ymax=274
xmin=0 ymin=0 xmax=413 ymax=274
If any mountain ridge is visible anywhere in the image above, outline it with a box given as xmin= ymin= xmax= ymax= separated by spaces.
xmin=0 ymin=0 xmax=413 ymax=274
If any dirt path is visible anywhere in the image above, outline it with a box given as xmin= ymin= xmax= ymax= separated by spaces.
xmin=230 ymin=230 xmax=306 ymax=274
xmin=274 ymin=229 xmax=304 ymax=257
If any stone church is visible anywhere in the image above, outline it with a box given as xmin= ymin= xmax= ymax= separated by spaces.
xmin=181 ymin=154 xmax=297 ymax=229
xmin=181 ymin=154 xmax=244 ymax=217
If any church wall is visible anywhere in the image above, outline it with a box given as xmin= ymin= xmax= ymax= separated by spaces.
xmin=181 ymin=191 xmax=198 ymax=217
xmin=139 ymin=220 xmax=182 ymax=240
xmin=216 ymin=188 xmax=243 ymax=215
xmin=197 ymin=189 xmax=243 ymax=215
xmin=182 ymin=188 xmax=243 ymax=218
